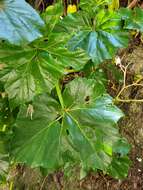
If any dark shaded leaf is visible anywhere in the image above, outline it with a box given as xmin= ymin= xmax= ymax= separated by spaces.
xmin=119 ymin=8 xmax=143 ymax=32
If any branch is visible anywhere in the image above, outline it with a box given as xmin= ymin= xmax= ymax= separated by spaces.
xmin=128 ymin=0 xmax=138 ymax=9
xmin=115 ymin=98 xmax=143 ymax=103
xmin=115 ymin=56 xmax=143 ymax=103
xmin=116 ymin=83 xmax=143 ymax=99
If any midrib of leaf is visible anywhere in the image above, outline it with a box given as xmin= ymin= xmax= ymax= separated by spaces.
xmin=69 ymin=107 xmax=109 ymax=126
xmin=66 ymin=112 xmax=95 ymax=152
xmin=21 ymin=52 xmax=37 ymax=75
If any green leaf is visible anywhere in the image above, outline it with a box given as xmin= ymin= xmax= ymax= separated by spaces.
xmin=63 ymin=78 xmax=123 ymax=124
xmin=0 ymin=154 xmax=9 ymax=181
xmin=83 ymin=63 xmax=108 ymax=86
xmin=119 ymin=8 xmax=143 ymax=32
xmin=12 ymin=94 xmax=61 ymax=169
xmin=11 ymin=78 xmax=130 ymax=178
xmin=63 ymin=78 xmax=105 ymax=107
xmin=107 ymin=156 xmax=131 ymax=179
xmin=0 ymin=40 xmax=88 ymax=106
xmin=63 ymin=113 xmax=112 ymax=171
xmin=63 ymin=78 xmax=123 ymax=130
xmin=0 ymin=44 xmax=62 ymax=106
xmin=42 ymin=3 xmax=63 ymax=35
xmin=80 ymin=0 xmax=112 ymax=13
xmin=113 ymin=138 xmax=131 ymax=156
xmin=14 ymin=121 xmax=61 ymax=169
xmin=0 ymin=98 xmax=10 ymax=181
xmin=61 ymin=10 xmax=128 ymax=64
xmin=47 ymin=45 xmax=89 ymax=71
xmin=0 ymin=0 xmax=45 ymax=45
xmin=62 ymin=78 xmax=127 ymax=173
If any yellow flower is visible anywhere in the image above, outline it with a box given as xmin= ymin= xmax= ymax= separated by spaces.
xmin=67 ymin=4 xmax=77 ymax=14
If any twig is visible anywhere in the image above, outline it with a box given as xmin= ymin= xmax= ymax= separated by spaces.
xmin=115 ymin=98 xmax=143 ymax=103
xmin=100 ymin=173 xmax=109 ymax=190
xmin=128 ymin=0 xmax=138 ymax=8
xmin=35 ymin=0 xmax=45 ymax=10
xmin=53 ymin=172 xmax=63 ymax=190
xmin=115 ymin=83 xmax=143 ymax=103
xmin=40 ymin=175 xmax=48 ymax=190
xmin=116 ymin=83 xmax=143 ymax=99
xmin=115 ymin=56 xmax=143 ymax=103
xmin=63 ymin=0 xmax=68 ymax=16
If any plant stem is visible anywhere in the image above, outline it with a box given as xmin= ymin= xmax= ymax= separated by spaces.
xmin=115 ymin=98 xmax=143 ymax=103
xmin=128 ymin=0 xmax=138 ymax=8
xmin=56 ymin=83 xmax=64 ymax=109
xmin=9 ymin=181 xmax=13 ymax=190
xmin=116 ymin=83 xmax=143 ymax=99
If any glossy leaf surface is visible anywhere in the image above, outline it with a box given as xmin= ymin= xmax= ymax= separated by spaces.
xmin=61 ymin=10 xmax=128 ymax=64
xmin=0 ymin=41 xmax=88 ymax=106
xmin=0 ymin=0 xmax=44 ymax=45
xmin=12 ymin=78 xmax=130 ymax=177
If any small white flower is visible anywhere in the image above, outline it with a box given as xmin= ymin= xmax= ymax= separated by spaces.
xmin=115 ymin=56 xmax=121 ymax=66
xmin=137 ymin=157 xmax=142 ymax=162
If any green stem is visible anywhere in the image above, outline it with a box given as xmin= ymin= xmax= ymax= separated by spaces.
xmin=56 ymin=83 xmax=64 ymax=109
xmin=9 ymin=181 xmax=13 ymax=190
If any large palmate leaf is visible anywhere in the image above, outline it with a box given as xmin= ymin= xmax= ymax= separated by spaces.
xmin=12 ymin=94 xmax=61 ymax=169
xmin=63 ymin=79 xmax=130 ymax=176
xmin=12 ymin=78 xmax=130 ymax=178
xmin=0 ymin=40 xmax=88 ymax=106
xmin=0 ymin=0 xmax=44 ymax=45
xmin=119 ymin=8 xmax=143 ymax=32
xmin=61 ymin=10 xmax=128 ymax=64
xmin=0 ymin=44 xmax=63 ymax=106
xmin=62 ymin=78 xmax=125 ymax=170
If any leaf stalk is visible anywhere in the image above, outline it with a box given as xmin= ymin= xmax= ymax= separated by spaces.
xmin=56 ymin=83 xmax=64 ymax=109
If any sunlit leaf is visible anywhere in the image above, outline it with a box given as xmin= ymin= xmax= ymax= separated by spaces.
xmin=12 ymin=78 xmax=130 ymax=178
xmin=61 ymin=10 xmax=128 ymax=64
xmin=0 ymin=0 xmax=45 ymax=45
xmin=0 ymin=40 xmax=88 ymax=106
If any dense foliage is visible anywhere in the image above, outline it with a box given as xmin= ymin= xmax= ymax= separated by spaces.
xmin=0 ymin=0 xmax=143 ymax=186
